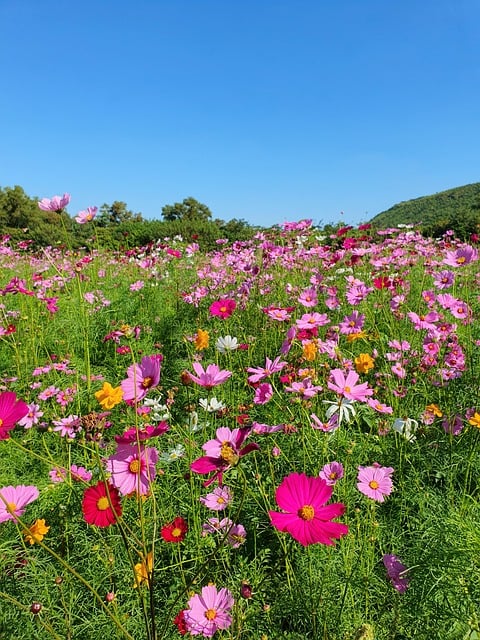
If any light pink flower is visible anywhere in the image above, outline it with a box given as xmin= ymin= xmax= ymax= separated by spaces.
xmin=106 ymin=443 xmax=158 ymax=496
xmin=296 ymin=312 xmax=330 ymax=330
xmin=0 ymin=485 xmax=39 ymax=523
xmin=319 ymin=461 xmax=344 ymax=486
xmin=38 ymin=193 xmax=71 ymax=212
xmin=357 ymin=463 xmax=394 ymax=502
xmin=121 ymin=355 xmax=162 ymax=402
xmin=327 ymin=369 xmax=373 ymax=402
xmin=188 ymin=363 xmax=232 ymax=389
xmin=199 ymin=486 xmax=233 ymax=511
xmin=75 ymin=206 xmax=97 ymax=224
xmin=184 ymin=585 xmax=234 ymax=637
xmin=247 ymin=356 xmax=287 ymax=383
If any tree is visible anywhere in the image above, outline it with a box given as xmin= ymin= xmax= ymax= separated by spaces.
xmin=0 ymin=185 xmax=40 ymax=229
xmin=97 ymin=201 xmax=143 ymax=226
xmin=161 ymin=197 xmax=212 ymax=222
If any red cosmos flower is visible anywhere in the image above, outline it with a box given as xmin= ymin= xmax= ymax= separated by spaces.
xmin=0 ymin=391 xmax=29 ymax=440
xmin=173 ymin=610 xmax=188 ymax=635
xmin=209 ymin=299 xmax=236 ymax=319
xmin=161 ymin=516 xmax=188 ymax=542
xmin=82 ymin=481 xmax=122 ymax=527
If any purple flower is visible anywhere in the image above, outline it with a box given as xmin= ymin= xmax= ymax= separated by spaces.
xmin=38 ymin=194 xmax=71 ymax=212
xmin=383 ymin=554 xmax=410 ymax=593
xmin=253 ymin=382 xmax=273 ymax=405
xmin=319 ymin=461 xmax=344 ymax=486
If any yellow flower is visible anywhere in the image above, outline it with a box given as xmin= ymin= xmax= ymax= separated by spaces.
xmin=24 ymin=519 xmax=50 ymax=545
xmin=302 ymin=341 xmax=317 ymax=361
xmin=347 ymin=331 xmax=368 ymax=343
xmin=468 ymin=412 xmax=480 ymax=428
xmin=94 ymin=382 xmax=124 ymax=410
xmin=425 ymin=403 xmax=442 ymax=418
xmin=354 ymin=353 xmax=375 ymax=374
xmin=133 ymin=551 xmax=153 ymax=588
xmin=194 ymin=329 xmax=209 ymax=351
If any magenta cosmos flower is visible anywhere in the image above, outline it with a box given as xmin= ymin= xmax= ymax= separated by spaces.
xmin=184 ymin=585 xmax=234 ymax=637
xmin=38 ymin=193 xmax=71 ymax=212
xmin=0 ymin=485 xmax=39 ymax=523
xmin=75 ymin=206 xmax=98 ymax=224
xmin=0 ymin=391 xmax=29 ymax=440
xmin=188 ymin=363 xmax=232 ymax=390
xmin=327 ymin=368 xmax=373 ymax=402
xmin=121 ymin=354 xmax=161 ymax=403
xmin=209 ymin=299 xmax=236 ymax=319
xmin=357 ymin=463 xmax=394 ymax=502
xmin=269 ymin=472 xmax=348 ymax=546
xmin=106 ymin=443 xmax=158 ymax=496
xmin=383 ymin=554 xmax=410 ymax=593
xmin=191 ymin=427 xmax=259 ymax=485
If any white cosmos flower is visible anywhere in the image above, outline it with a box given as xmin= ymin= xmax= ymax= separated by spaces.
xmin=199 ymin=397 xmax=226 ymax=413
xmin=159 ymin=445 xmax=185 ymax=463
xmin=392 ymin=417 xmax=418 ymax=442
xmin=215 ymin=335 xmax=239 ymax=354
xmin=323 ymin=398 xmax=357 ymax=425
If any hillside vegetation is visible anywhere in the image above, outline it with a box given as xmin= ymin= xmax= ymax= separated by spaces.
xmin=370 ymin=182 xmax=480 ymax=238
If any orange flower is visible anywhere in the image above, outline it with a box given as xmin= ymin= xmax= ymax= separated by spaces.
xmin=24 ymin=518 xmax=50 ymax=545
xmin=194 ymin=329 xmax=209 ymax=351
xmin=94 ymin=382 xmax=123 ymax=410
xmin=425 ymin=404 xmax=442 ymax=418
xmin=302 ymin=341 xmax=317 ymax=361
xmin=468 ymin=412 xmax=480 ymax=428
xmin=347 ymin=331 xmax=368 ymax=343
xmin=133 ymin=551 xmax=153 ymax=588
xmin=354 ymin=353 xmax=375 ymax=374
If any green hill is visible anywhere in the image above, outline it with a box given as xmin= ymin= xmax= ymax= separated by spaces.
xmin=369 ymin=183 xmax=480 ymax=237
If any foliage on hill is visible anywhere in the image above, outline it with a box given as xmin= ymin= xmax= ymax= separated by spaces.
xmin=370 ymin=182 xmax=480 ymax=239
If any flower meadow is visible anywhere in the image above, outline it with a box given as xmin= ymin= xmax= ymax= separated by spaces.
xmin=0 ymin=211 xmax=480 ymax=639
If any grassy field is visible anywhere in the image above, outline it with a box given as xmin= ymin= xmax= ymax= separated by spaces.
xmin=0 ymin=221 xmax=479 ymax=639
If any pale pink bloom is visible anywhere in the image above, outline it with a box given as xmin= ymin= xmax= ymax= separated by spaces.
xmin=129 ymin=280 xmax=145 ymax=292
xmin=298 ymin=288 xmax=318 ymax=308
xmin=70 ymin=464 xmax=92 ymax=482
xmin=184 ymin=585 xmax=234 ymax=637
xmin=296 ymin=312 xmax=330 ymax=330
xmin=310 ymin=413 xmax=339 ymax=432
xmin=226 ymin=522 xmax=246 ymax=548
xmin=327 ymin=369 xmax=373 ymax=401
xmin=285 ymin=378 xmax=322 ymax=398
xmin=106 ymin=443 xmax=158 ymax=496
xmin=38 ymin=385 xmax=60 ymax=401
xmin=75 ymin=206 xmax=97 ymax=224
xmin=0 ymin=485 xmax=39 ymax=522
xmin=199 ymin=486 xmax=233 ymax=511
xmin=251 ymin=422 xmax=285 ymax=434
xmin=246 ymin=356 xmax=287 ymax=383
xmin=49 ymin=467 xmax=67 ymax=483
xmin=121 ymin=354 xmax=161 ymax=402
xmin=443 ymin=245 xmax=478 ymax=267
xmin=357 ymin=463 xmax=394 ymax=502
xmin=52 ymin=415 xmax=80 ymax=438
xmin=265 ymin=307 xmax=292 ymax=321
xmin=253 ymin=382 xmax=273 ymax=404
xmin=18 ymin=402 xmax=43 ymax=429
xmin=366 ymin=398 xmax=393 ymax=414
xmin=188 ymin=363 xmax=232 ymax=390
xmin=407 ymin=311 xmax=440 ymax=331
xmin=38 ymin=193 xmax=71 ymax=211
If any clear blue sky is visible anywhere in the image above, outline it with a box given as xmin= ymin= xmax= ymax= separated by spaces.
xmin=1 ymin=0 xmax=479 ymax=228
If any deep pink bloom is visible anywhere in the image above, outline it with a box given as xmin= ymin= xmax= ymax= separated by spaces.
xmin=209 ymin=299 xmax=236 ymax=319
xmin=38 ymin=193 xmax=71 ymax=212
xmin=191 ymin=427 xmax=259 ymax=485
xmin=253 ymin=382 xmax=273 ymax=404
xmin=327 ymin=369 xmax=373 ymax=401
xmin=121 ymin=355 xmax=161 ymax=402
xmin=75 ymin=206 xmax=98 ymax=224
xmin=184 ymin=585 xmax=234 ymax=637
xmin=338 ymin=311 xmax=365 ymax=334
xmin=383 ymin=554 xmax=410 ymax=593
xmin=357 ymin=463 xmax=394 ymax=502
xmin=0 ymin=485 xmax=39 ymax=523
xmin=0 ymin=392 xmax=29 ymax=440
xmin=188 ymin=363 xmax=232 ymax=389
xmin=106 ymin=444 xmax=158 ymax=496
xmin=269 ymin=472 xmax=348 ymax=546
xmin=114 ymin=422 xmax=169 ymax=444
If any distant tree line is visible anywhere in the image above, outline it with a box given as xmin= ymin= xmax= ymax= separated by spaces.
xmin=0 ymin=187 xmax=261 ymax=251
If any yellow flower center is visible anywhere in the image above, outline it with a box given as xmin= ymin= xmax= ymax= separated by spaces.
xmin=6 ymin=501 xmax=17 ymax=514
xmin=298 ymin=504 xmax=315 ymax=521
xmin=220 ymin=442 xmax=239 ymax=465
xmin=141 ymin=376 xmax=153 ymax=389
xmin=217 ymin=497 xmax=225 ymax=504
xmin=220 ymin=306 xmax=227 ymax=313
xmin=329 ymin=472 xmax=337 ymax=479
xmin=205 ymin=608 xmax=217 ymax=621
xmin=457 ymin=256 xmax=466 ymax=264
xmin=172 ymin=527 xmax=182 ymax=538
xmin=344 ymin=386 xmax=351 ymax=393
xmin=0 ymin=418 xmax=3 ymax=427
xmin=129 ymin=459 xmax=141 ymax=474
xmin=369 ymin=480 xmax=379 ymax=490
xmin=97 ymin=497 xmax=110 ymax=511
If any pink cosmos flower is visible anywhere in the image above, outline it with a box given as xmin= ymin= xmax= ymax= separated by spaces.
xmin=310 ymin=413 xmax=339 ymax=432
xmin=298 ymin=288 xmax=318 ymax=308
xmin=184 ymin=585 xmax=234 ymax=637
xmin=357 ymin=463 xmax=394 ymax=502
xmin=296 ymin=312 xmax=330 ymax=330
xmin=199 ymin=486 xmax=233 ymax=511
xmin=52 ymin=415 xmax=80 ymax=438
xmin=0 ymin=485 xmax=39 ymax=523
xmin=106 ymin=443 xmax=158 ymax=496
xmin=327 ymin=369 xmax=373 ymax=402
xmin=121 ymin=355 xmax=162 ymax=403
xmin=75 ymin=206 xmax=98 ymax=224
xmin=190 ymin=427 xmax=259 ymax=485
xmin=209 ymin=299 xmax=236 ymax=319
xmin=269 ymin=472 xmax=349 ymax=546
xmin=338 ymin=311 xmax=365 ymax=335
xmin=443 ymin=245 xmax=478 ymax=267
xmin=383 ymin=554 xmax=410 ymax=593
xmin=253 ymin=382 xmax=273 ymax=405
xmin=188 ymin=363 xmax=232 ymax=389
xmin=284 ymin=378 xmax=323 ymax=398
xmin=114 ymin=422 xmax=169 ymax=444
xmin=0 ymin=391 xmax=29 ymax=439
xmin=38 ymin=193 xmax=71 ymax=212
xmin=433 ymin=270 xmax=454 ymax=289
xmin=319 ymin=461 xmax=344 ymax=486
xmin=246 ymin=356 xmax=287 ymax=383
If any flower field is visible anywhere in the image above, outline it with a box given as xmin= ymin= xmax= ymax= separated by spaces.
xmin=0 ymin=214 xmax=479 ymax=639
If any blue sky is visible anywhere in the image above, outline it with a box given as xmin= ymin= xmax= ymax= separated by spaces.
xmin=1 ymin=0 xmax=479 ymax=228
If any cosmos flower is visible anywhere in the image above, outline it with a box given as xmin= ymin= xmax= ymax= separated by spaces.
xmin=383 ymin=554 xmax=410 ymax=593
xmin=194 ymin=329 xmax=210 ymax=351
xmin=38 ymin=193 xmax=71 ymax=212
xmin=24 ymin=519 xmax=50 ymax=545
xmin=121 ymin=355 xmax=161 ymax=403
xmin=106 ymin=444 xmax=158 ymax=496
xmin=357 ymin=463 xmax=394 ymax=502
xmin=94 ymin=382 xmax=124 ymax=410
xmin=269 ymin=472 xmax=348 ymax=546
xmin=0 ymin=485 xmax=39 ymax=523
xmin=0 ymin=391 xmax=29 ymax=440
xmin=161 ymin=516 xmax=188 ymax=542
xmin=209 ymin=299 xmax=236 ymax=319
xmin=82 ymin=481 xmax=122 ymax=527
xmin=75 ymin=206 xmax=98 ymax=224
xmin=199 ymin=486 xmax=233 ymax=511
xmin=327 ymin=369 xmax=373 ymax=402
xmin=184 ymin=585 xmax=234 ymax=637
xmin=188 ymin=363 xmax=232 ymax=389
xmin=319 ymin=461 xmax=344 ymax=486
xmin=215 ymin=335 xmax=239 ymax=353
